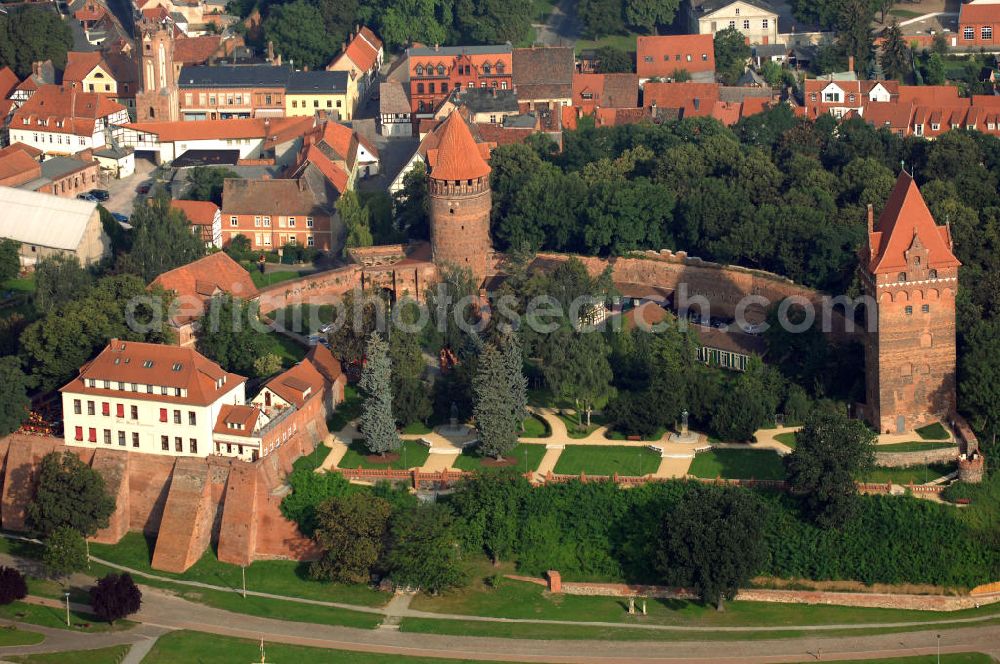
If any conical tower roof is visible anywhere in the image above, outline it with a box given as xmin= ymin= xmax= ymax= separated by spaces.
xmin=427 ymin=112 xmax=491 ymax=181
xmin=866 ymin=171 xmax=961 ymax=274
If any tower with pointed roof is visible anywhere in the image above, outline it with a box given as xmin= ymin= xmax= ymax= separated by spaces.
xmin=135 ymin=16 xmax=179 ymax=122
xmin=426 ymin=112 xmax=494 ymax=282
xmin=861 ymin=172 xmax=961 ymax=434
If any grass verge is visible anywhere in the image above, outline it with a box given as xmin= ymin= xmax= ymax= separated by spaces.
xmin=520 ymin=414 xmax=550 ymax=438
xmin=861 ymin=463 xmax=957 ymax=485
xmin=338 ymin=439 xmax=431 ymax=470
xmin=877 ymin=441 xmax=956 ymax=453
xmin=0 ymin=601 xmax=133 ymax=633
xmin=451 ymin=443 xmax=546 ymax=473
xmin=5 ymin=646 xmax=131 ymax=663
xmin=774 ymin=432 xmax=797 ymax=448
xmin=915 ymin=422 xmax=950 ymax=440
xmin=327 ymin=384 xmax=361 ymax=432
xmin=0 ymin=625 xmax=43 ymax=646
xmin=250 ymin=270 xmax=307 ymax=289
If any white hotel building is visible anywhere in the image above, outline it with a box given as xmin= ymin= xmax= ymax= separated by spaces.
xmin=60 ymin=339 xmax=246 ymax=457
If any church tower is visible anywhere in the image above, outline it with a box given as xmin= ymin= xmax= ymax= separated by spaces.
xmin=861 ymin=172 xmax=961 ymax=434
xmin=426 ymin=112 xmax=494 ymax=283
xmin=135 ymin=18 xmax=178 ymax=122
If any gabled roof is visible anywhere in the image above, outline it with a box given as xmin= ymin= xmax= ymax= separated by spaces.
xmin=213 ymin=404 xmax=262 ymax=436
xmin=260 ymin=348 xmax=338 ymax=408
xmin=151 ymin=252 xmax=259 ymax=324
xmin=286 ymin=70 xmax=348 ymax=94
xmin=0 ymin=143 xmax=43 ymax=159
xmin=0 ymin=150 xmax=41 ymax=186
xmin=426 ymin=111 xmax=491 ymax=181
xmin=120 ymin=117 xmax=310 ymax=143
xmin=512 ymin=46 xmax=574 ymax=100
xmin=866 ymin=172 xmax=961 ymax=274
xmin=62 ymin=51 xmax=138 ymax=91
xmin=12 ymin=85 xmax=126 ymax=136
xmin=170 ymin=199 xmax=219 ymax=226
xmin=222 ymin=177 xmax=331 ymax=215
xmin=0 ymin=67 xmax=19 ymax=99
xmin=380 ymin=80 xmax=410 ymax=115
xmin=173 ymin=35 xmax=223 ymax=65
xmin=334 ymin=27 xmax=382 ymax=73
xmin=637 ymin=34 xmax=715 ymax=78
xmin=572 ymin=73 xmax=639 ymax=110
xmin=960 ymin=2 xmax=1000 ymax=23
xmin=0 ymin=185 xmax=97 ymax=250
xmin=692 ymin=0 xmax=776 ymax=17
xmin=643 ymin=82 xmax=719 ymax=117
xmin=60 ymin=339 xmax=246 ymax=407
xmin=178 ymin=64 xmax=292 ymax=88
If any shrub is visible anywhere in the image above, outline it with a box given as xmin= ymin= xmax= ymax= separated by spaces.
xmin=90 ymin=573 xmax=142 ymax=624
xmin=0 ymin=567 xmax=28 ymax=605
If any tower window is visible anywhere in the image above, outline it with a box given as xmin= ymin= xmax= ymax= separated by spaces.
xmin=929 ymin=269 xmax=937 ymax=279
xmin=905 ymin=306 xmax=913 ymax=315
xmin=922 ymin=304 xmax=930 ymax=313
xmin=897 ymin=272 xmax=906 ymax=282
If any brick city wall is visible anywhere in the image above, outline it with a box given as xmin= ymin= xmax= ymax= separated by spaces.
xmin=531 ymin=573 xmax=1000 ymax=611
xmin=257 ymin=265 xmax=361 ymax=313
xmin=532 ymin=250 xmax=854 ymax=336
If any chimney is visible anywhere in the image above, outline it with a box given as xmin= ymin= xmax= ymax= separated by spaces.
xmin=848 ymin=55 xmax=855 ymax=73
xmin=434 ymin=43 xmax=439 ymax=52
xmin=267 ymin=40 xmax=274 ymax=62
xmin=866 ymin=204 xmax=874 ymax=234
xmin=275 ymin=53 xmax=282 ymax=67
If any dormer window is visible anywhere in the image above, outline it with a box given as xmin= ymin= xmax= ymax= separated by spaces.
xmin=929 ymin=269 xmax=937 ymax=279
xmin=415 ymin=65 xmax=423 ymax=76
xmin=483 ymin=64 xmax=491 ymax=74
xmin=172 ymin=362 xmax=182 ymax=371
xmin=496 ymin=63 xmax=504 ymax=74
xmin=143 ymin=360 xmax=153 ymax=368
xmin=898 ymin=272 xmax=907 ymax=282
xmin=436 ymin=64 xmax=445 ymax=75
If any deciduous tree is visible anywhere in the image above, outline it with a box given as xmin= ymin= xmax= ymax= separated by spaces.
xmin=263 ymin=0 xmax=336 ymax=70
xmin=784 ymin=410 xmax=876 ymax=527
xmin=0 ymin=567 xmax=27 ymax=605
xmin=594 ymin=46 xmax=632 ymax=73
xmin=388 ymin=299 xmax=431 ymax=427
xmin=0 ymin=6 xmax=73 ymax=78
xmin=714 ymin=27 xmax=750 ymax=85
xmin=125 ymin=196 xmax=205 ymax=282
xmin=309 ymin=493 xmax=391 ymax=583
xmin=33 ymin=254 xmax=92 ymax=314
xmin=90 ymin=573 xmax=142 ymax=624
xmin=27 ymin=451 xmax=115 ymax=538
xmin=387 ymin=503 xmax=466 ymax=592
xmin=43 ymin=526 xmax=88 ymax=579
xmin=359 ymin=333 xmax=401 ymax=456
xmin=543 ymin=331 xmax=614 ymax=426
xmin=183 ymin=167 xmax=240 ymax=206
xmin=0 ymin=238 xmax=19 ymax=284
xmin=0 ymin=357 xmax=30 ymax=437
xmin=624 ymin=0 xmax=680 ymax=33
xmin=196 ymin=295 xmax=269 ymax=376
xmin=656 ymin=485 xmax=766 ymax=610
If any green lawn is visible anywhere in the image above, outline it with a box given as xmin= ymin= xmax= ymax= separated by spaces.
xmin=520 ymin=414 xmax=550 ymax=438
xmin=267 ymin=303 xmax=337 ymax=334
xmin=261 ymin=331 xmax=308 ymax=367
xmin=5 ymin=646 xmax=130 ymax=663
xmin=0 ymin=602 xmax=131 ymax=633
xmin=292 ymin=442 xmax=331 ymax=472
xmin=531 ymin=0 xmax=557 ymax=23
xmin=774 ymin=432 xmax=797 ymax=448
xmin=827 ymin=656 xmax=994 ymax=664
xmin=557 ymin=412 xmax=602 ymax=439
xmin=250 ymin=270 xmax=307 ymax=288
xmin=888 ymin=9 xmax=924 ymax=20
xmin=89 ymin=532 xmax=386 ymax=608
xmin=337 ymin=438 xmax=430 ymax=470
xmin=576 ymin=32 xmax=640 ymax=54
xmin=409 ymin=576 xmax=1000 ymax=629
xmin=552 ymin=445 xmax=661 ymax=476
xmin=0 ymin=625 xmax=43 ymax=646
xmin=2 ymin=276 xmax=35 ymax=293
xmin=451 ymin=443 xmax=547 ymax=473
xmin=402 ymin=422 xmax=433 ymax=435
xmin=877 ymin=441 xmax=956 ymax=453
xmin=605 ymin=427 xmax=667 ymax=442
xmin=688 ymin=449 xmax=786 ymax=481
xmin=915 ymin=422 xmax=950 ymax=440
xmin=861 ymin=463 xmax=957 ymax=485
xmin=327 ymin=384 xmax=361 ymax=432
xmin=142 ymin=630 xmax=486 ymax=663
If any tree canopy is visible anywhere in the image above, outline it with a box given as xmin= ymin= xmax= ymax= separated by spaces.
xmin=196 ymin=295 xmax=270 ymax=377
xmin=359 ymin=332 xmax=401 ymax=456
xmin=0 ymin=239 xmax=19 ymax=284
xmin=0 ymin=6 xmax=73 ymax=78
xmin=183 ymin=167 xmax=240 ymax=206
xmin=714 ymin=27 xmax=751 ymax=85
xmin=124 ymin=196 xmax=205 ymax=282
xmin=27 ymin=451 xmax=116 ymax=538
xmin=0 ymin=357 xmax=30 ymax=437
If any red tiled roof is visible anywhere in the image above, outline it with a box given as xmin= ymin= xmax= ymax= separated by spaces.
xmin=12 ymin=85 xmax=126 ymax=137
xmin=62 ymin=52 xmax=104 ymax=84
xmin=0 ymin=67 xmax=18 ymax=99
xmin=173 ymin=35 xmax=223 ymax=65
xmin=959 ymin=2 xmax=1000 ymax=23
xmin=426 ymin=111 xmax=491 ymax=180
xmin=60 ymin=339 xmax=246 ymax=407
xmin=637 ymin=34 xmax=715 ymax=79
xmin=170 ymin=199 xmax=219 ymax=226
xmin=122 ymin=117 xmax=310 ymax=143
xmin=74 ymin=1 xmax=106 ymax=21
xmin=151 ymin=252 xmax=259 ymax=324
xmin=0 ymin=150 xmax=41 ymax=185
xmin=341 ymin=28 xmax=381 ymax=73
xmin=897 ymin=85 xmax=960 ymax=105
xmin=0 ymin=142 xmax=43 ymax=159
xmin=213 ymin=404 xmax=261 ymax=436
xmin=262 ymin=356 xmax=327 ymax=408
xmin=867 ymin=172 xmax=961 ymax=274
xmin=643 ymin=82 xmax=719 ymax=117
xmin=573 ymin=72 xmax=639 ymax=113
xmin=303 ymin=143 xmax=349 ymax=192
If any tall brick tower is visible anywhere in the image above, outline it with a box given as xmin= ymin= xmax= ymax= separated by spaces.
xmin=426 ymin=112 xmax=494 ymax=283
xmin=135 ymin=18 xmax=178 ymax=122
xmin=861 ymin=172 xmax=961 ymax=434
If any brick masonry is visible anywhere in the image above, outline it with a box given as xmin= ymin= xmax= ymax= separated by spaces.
xmin=874 ymin=446 xmax=959 ymax=467
xmin=534 ymin=574 xmax=1000 ymax=611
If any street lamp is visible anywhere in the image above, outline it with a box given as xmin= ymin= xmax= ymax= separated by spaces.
xmin=937 ymin=633 xmax=941 ymax=664
xmin=242 ymin=565 xmax=247 ymax=599
xmin=64 ymin=591 xmax=70 ymax=627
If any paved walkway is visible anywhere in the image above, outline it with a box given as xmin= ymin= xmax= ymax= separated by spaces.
xmin=533 ymin=446 xmax=564 ymax=480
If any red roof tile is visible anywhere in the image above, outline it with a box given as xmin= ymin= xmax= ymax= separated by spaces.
xmin=867 ymin=172 xmax=961 ymax=274
xmin=121 ymin=117 xmax=310 ymax=143
xmin=60 ymin=339 xmax=245 ymax=407
xmin=637 ymin=34 xmax=715 ymax=79
xmin=0 ymin=150 xmax=41 ymax=185
xmin=960 ymin=2 xmax=1000 ymax=23
xmin=572 ymin=73 xmax=640 ymax=113
xmin=170 ymin=199 xmax=219 ymax=226
xmin=151 ymin=252 xmax=259 ymax=324
xmin=0 ymin=67 xmax=18 ymax=99
xmin=643 ymin=81 xmax=719 ymax=117
xmin=12 ymin=85 xmax=126 ymax=137
xmin=426 ymin=112 xmax=491 ymax=180
xmin=213 ymin=404 xmax=261 ymax=435
xmin=173 ymin=35 xmax=223 ymax=65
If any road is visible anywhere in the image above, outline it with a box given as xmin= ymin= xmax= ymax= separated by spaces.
xmin=533 ymin=0 xmax=580 ymax=47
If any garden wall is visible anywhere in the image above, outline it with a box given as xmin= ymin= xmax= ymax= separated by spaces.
xmin=874 ymin=446 xmax=959 ymax=468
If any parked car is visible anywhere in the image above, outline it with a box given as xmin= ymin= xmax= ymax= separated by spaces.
xmin=111 ymin=212 xmax=129 ymax=223
xmin=76 ymin=193 xmax=98 ymax=203
xmin=136 ymin=183 xmax=151 ymax=195
xmin=88 ymin=189 xmax=110 ymax=201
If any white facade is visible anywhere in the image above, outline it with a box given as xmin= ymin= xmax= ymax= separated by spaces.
xmin=62 ymin=380 xmax=245 ymax=458
xmin=8 ymin=108 xmax=129 ymax=156
xmin=112 ymin=126 xmax=267 ymax=163
xmin=692 ymin=1 xmax=780 ymax=45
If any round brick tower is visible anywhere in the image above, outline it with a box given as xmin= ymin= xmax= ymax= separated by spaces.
xmin=427 ymin=112 xmax=493 ymax=283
